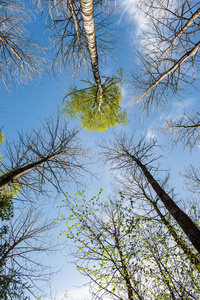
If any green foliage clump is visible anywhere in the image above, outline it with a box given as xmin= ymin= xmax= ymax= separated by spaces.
xmin=55 ymin=191 xmax=200 ymax=299
xmin=0 ymin=183 xmax=20 ymax=221
xmin=0 ymin=132 xmax=26 ymax=299
xmin=62 ymin=71 xmax=127 ymax=131
xmin=0 ymin=132 xmax=20 ymax=220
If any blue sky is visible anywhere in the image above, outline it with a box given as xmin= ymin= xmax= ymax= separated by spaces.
xmin=1 ymin=0 xmax=200 ymax=299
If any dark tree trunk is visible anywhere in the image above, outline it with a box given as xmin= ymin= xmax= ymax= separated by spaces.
xmin=128 ymin=152 xmax=200 ymax=254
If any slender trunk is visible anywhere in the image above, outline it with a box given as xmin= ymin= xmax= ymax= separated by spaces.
xmin=0 ymin=153 xmax=58 ymax=190
xmin=148 ymin=244 xmax=176 ymax=300
xmin=80 ymin=0 xmax=103 ymax=103
xmin=68 ymin=0 xmax=82 ymax=50
xmin=114 ymin=226 xmax=143 ymax=300
xmin=146 ymin=40 xmax=200 ymax=94
xmin=126 ymin=151 xmax=200 ymax=254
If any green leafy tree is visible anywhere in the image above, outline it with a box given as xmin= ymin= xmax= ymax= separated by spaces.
xmin=57 ymin=190 xmax=200 ymax=299
xmin=57 ymin=190 xmax=141 ymax=300
xmin=62 ymin=72 xmax=127 ymax=131
xmin=0 ymin=183 xmax=20 ymax=221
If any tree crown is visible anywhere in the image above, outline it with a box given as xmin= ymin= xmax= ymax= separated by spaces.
xmin=62 ymin=71 xmax=127 ymax=131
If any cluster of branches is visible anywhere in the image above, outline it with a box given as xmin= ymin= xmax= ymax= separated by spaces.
xmin=0 ymin=114 xmax=89 ymax=200
xmin=0 ymin=0 xmax=43 ymax=90
xmin=41 ymin=0 xmax=116 ymax=74
xmin=54 ymin=132 xmax=200 ymax=299
xmin=131 ymin=0 xmax=200 ymax=148
xmin=0 ymin=207 xmax=57 ymax=299
xmin=58 ymin=187 xmax=200 ymax=300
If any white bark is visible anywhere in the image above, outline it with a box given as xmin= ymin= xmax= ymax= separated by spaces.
xmin=80 ymin=0 xmax=103 ymax=100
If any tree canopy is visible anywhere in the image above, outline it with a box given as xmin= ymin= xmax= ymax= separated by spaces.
xmin=62 ymin=72 xmax=127 ymax=131
xmin=57 ymin=190 xmax=200 ymax=299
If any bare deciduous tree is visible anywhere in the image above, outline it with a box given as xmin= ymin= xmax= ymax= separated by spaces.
xmin=163 ymin=112 xmax=200 ymax=149
xmin=131 ymin=0 xmax=200 ymax=150
xmin=0 ymin=0 xmax=44 ymax=90
xmin=0 ymin=114 xmax=89 ymax=199
xmin=0 ymin=206 xmax=58 ymax=299
xmin=183 ymin=164 xmax=200 ymax=193
xmin=112 ymin=161 xmax=200 ymax=271
xmin=132 ymin=0 xmax=200 ymax=110
xmin=100 ymin=133 xmax=200 ymax=254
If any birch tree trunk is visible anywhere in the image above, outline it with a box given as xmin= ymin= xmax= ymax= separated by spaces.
xmin=80 ymin=0 xmax=103 ymax=103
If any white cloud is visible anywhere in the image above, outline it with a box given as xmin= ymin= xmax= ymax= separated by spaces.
xmin=118 ymin=0 xmax=149 ymax=36
xmin=118 ymin=0 xmax=180 ymax=52
xmin=145 ymin=129 xmax=156 ymax=140
xmin=55 ymin=286 xmax=91 ymax=300
xmin=159 ymin=97 xmax=195 ymax=122
xmin=68 ymin=286 xmax=91 ymax=300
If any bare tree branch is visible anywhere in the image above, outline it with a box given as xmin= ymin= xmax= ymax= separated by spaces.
xmin=163 ymin=112 xmax=200 ymax=149
xmin=0 ymin=0 xmax=44 ymax=90
xmin=0 ymin=113 xmax=90 ymax=199
xmin=131 ymin=0 xmax=200 ymax=110
xmin=0 ymin=206 xmax=59 ymax=298
xmin=100 ymin=132 xmax=200 ymax=254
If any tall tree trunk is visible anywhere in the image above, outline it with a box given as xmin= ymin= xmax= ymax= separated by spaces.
xmin=126 ymin=151 xmax=200 ymax=254
xmin=80 ymin=0 xmax=103 ymax=107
